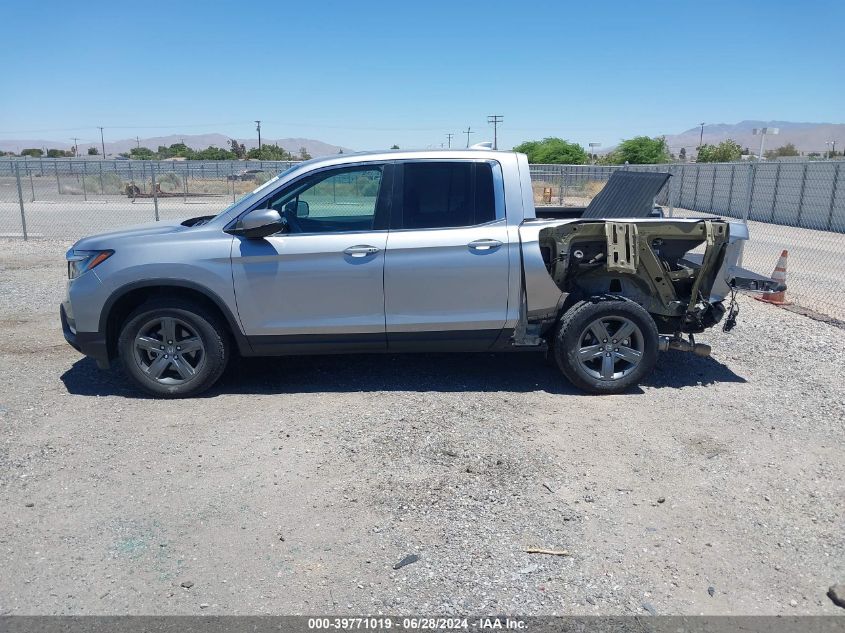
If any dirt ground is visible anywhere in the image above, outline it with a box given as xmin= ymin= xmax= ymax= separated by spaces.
xmin=0 ymin=239 xmax=843 ymax=616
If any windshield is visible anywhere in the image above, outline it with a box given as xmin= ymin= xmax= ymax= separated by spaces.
xmin=211 ymin=163 xmax=302 ymax=220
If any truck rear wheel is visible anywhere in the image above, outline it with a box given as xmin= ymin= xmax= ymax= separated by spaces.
xmin=554 ymin=298 xmax=658 ymax=394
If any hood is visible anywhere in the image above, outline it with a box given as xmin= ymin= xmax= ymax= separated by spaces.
xmin=71 ymin=221 xmax=188 ymax=251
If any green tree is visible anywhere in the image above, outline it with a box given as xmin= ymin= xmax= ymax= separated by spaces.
xmin=21 ymin=148 xmax=44 ymax=157
xmin=596 ymin=151 xmax=620 ymax=165
xmin=765 ymin=143 xmax=799 ymax=159
xmin=513 ymin=137 xmax=588 ymax=164
xmin=696 ymin=139 xmax=742 ymax=163
xmin=246 ymin=143 xmax=293 ymax=160
xmin=298 ymin=147 xmax=312 ymax=160
xmin=46 ymin=148 xmax=71 ymax=158
xmin=390 ymin=144 xmax=400 ymax=150
xmin=87 ymin=147 xmax=99 ymax=155
xmin=612 ymin=136 xmax=670 ymax=164
xmin=229 ymin=139 xmax=246 ymax=159
xmin=129 ymin=146 xmax=156 ymax=160
xmin=679 ymin=147 xmax=687 ymax=161
xmin=190 ymin=146 xmax=236 ymax=160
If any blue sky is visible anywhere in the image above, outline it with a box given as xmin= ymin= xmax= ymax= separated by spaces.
xmin=1 ymin=0 xmax=842 ymax=150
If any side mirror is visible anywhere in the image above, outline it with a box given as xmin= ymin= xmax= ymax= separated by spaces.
xmin=226 ymin=208 xmax=287 ymax=238
xmin=284 ymin=200 xmax=310 ymax=218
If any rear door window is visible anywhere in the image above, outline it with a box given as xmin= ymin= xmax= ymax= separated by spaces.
xmin=398 ymin=161 xmax=497 ymax=230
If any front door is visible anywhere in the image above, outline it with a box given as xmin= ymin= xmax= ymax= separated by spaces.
xmin=231 ymin=163 xmax=392 ymax=353
xmin=384 ymin=160 xmax=510 ymax=351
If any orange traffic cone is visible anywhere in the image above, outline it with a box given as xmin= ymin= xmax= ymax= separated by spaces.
xmin=755 ymin=249 xmax=790 ymax=305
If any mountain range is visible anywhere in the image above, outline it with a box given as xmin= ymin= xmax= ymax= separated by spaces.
xmin=2 ymin=121 xmax=843 ymax=157
xmin=661 ymin=121 xmax=844 ymax=155
xmin=0 ymin=134 xmax=352 ymax=157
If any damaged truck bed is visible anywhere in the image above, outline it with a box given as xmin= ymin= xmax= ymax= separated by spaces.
xmin=515 ymin=215 xmax=784 ymax=390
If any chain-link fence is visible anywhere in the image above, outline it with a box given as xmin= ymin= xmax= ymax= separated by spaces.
xmin=0 ymin=158 xmax=297 ymax=240
xmin=1 ymin=157 xmax=843 ymax=322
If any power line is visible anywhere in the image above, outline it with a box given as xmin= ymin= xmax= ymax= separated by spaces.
xmin=487 ymin=115 xmax=503 ymax=150
xmin=97 ymin=126 xmax=105 ymax=158
xmin=446 ymin=133 xmax=454 ymax=149
xmin=464 ymin=126 xmax=475 ymax=148
xmin=71 ymin=137 xmax=80 ymax=158
xmin=255 ymin=120 xmax=262 ymax=149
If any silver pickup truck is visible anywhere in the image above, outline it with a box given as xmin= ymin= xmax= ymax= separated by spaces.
xmin=60 ymin=149 xmax=781 ymax=397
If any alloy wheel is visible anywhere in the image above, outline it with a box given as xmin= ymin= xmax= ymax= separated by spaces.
xmin=132 ymin=316 xmax=206 ymax=385
xmin=576 ymin=316 xmax=644 ymax=381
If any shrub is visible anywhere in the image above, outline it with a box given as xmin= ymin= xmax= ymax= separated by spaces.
xmin=513 ymin=138 xmax=588 ymax=164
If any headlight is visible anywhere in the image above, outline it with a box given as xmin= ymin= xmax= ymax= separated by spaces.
xmin=67 ymin=250 xmax=113 ymax=279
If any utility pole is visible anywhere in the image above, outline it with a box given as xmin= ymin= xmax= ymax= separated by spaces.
xmin=255 ymin=120 xmax=262 ymax=150
xmin=71 ymin=137 xmax=80 ymax=157
xmin=446 ymin=133 xmax=454 ymax=149
xmin=464 ymin=126 xmax=475 ymax=148
xmin=487 ymin=115 xmax=503 ymax=150
xmin=135 ymin=136 xmax=141 ymax=149
xmin=98 ymin=126 xmax=106 ymax=158
xmin=698 ymin=122 xmax=706 ymax=149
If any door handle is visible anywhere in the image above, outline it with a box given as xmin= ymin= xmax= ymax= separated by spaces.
xmin=468 ymin=239 xmax=503 ymax=251
xmin=344 ymin=245 xmax=381 ymax=257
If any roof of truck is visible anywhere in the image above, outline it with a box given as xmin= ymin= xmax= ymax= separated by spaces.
xmin=304 ymin=147 xmax=511 ymax=164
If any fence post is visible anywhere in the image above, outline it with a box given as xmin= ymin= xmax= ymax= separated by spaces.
xmin=743 ymin=162 xmax=755 ymax=223
xmin=727 ymin=163 xmax=735 ymax=217
xmin=691 ymin=163 xmax=700 ymax=210
xmin=82 ymin=161 xmax=88 ymax=201
xmin=151 ymin=162 xmax=160 ymax=221
xmin=14 ymin=161 xmax=28 ymax=240
xmin=98 ymin=160 xmax=105 ymax=193
xmin=796 ymin=163 xmax=808 ymax=227
xmin=827 ymin=163 xmax=841 ymax=231
xmin=770 ymin=162 xmax=781 ymax=222
xmin=562 ymin=166 xmax=568 ymax=203
xmin=557 ymin=166 xmax=563 ymax=205
xmin=708 ymin=165 xmax=717 ymax=213
xmin=28 ymin=164 xmax=35 ymax=202
xmin=55 ymin=160 xmax=61 ymax=194
xmin=668 ymin=166 xmax=677 ymax=217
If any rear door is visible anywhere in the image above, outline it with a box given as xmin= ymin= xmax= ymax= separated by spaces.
xmin=384 ymin=160 xmax=510 ymax=351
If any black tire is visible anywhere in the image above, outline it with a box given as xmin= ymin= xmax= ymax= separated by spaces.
xmin=118 ymin=299 xmax=230 ymax=398
xmin=554 ymin=298 xmax=658 ymax=394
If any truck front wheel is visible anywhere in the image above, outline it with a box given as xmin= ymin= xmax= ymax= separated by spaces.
xmin=117 ymin=299 xmax=230 ymax=398
xmin=554 ymin=299 xmax=658 ymax=394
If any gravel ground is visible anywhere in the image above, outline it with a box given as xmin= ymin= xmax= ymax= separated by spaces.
xmin=0 ymin=238 xmax=843 ymax=616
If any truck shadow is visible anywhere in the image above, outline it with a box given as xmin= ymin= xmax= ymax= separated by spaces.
xmin=60 ymin=350 xmax=745 ymax=398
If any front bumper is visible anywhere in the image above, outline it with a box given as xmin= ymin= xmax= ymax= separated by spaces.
xmin=60 ymin=304 xmax=110 ymax=369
